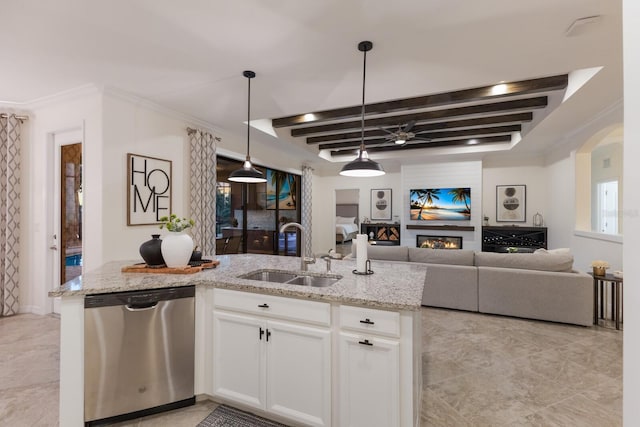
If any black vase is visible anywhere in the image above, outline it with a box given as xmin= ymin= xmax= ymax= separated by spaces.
xmin=139 ymin=234 xmax=165 ymax=267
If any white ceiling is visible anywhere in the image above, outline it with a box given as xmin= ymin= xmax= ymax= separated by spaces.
xmin=0 ymin=0 xmax=622 ymax=172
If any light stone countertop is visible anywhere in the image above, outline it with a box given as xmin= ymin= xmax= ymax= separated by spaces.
xmin=48 ymin=254 xmax=426 ymax=310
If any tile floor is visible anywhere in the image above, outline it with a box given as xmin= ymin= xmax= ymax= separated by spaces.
xmin=0 ymin=308 xmax=622 ymax=426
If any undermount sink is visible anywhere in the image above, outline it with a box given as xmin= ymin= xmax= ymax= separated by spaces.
xmin=242 ymin=270 xmax=298 ymax=283
xmin=240 ymin=269 xmax=342 ymax=287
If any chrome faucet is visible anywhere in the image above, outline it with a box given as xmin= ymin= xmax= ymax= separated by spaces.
xmin=279 ymin=222 xmax=315 ymax=271
xmin=321 ymin=255 xmax=332 ymax=273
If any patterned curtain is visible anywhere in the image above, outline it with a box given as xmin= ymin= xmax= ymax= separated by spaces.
xmin=188 ymin=128 xmax=218 ymax=256
xmin=0 ymin=115 xmax=22 ymax=317
xmin=301 ymin=165 xmax=313 ymax=257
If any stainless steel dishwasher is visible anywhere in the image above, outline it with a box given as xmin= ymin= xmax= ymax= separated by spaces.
xmin=84 ymin=286 xmax=195 ymax=425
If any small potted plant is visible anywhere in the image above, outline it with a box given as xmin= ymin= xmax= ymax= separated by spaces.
xmin=159 ymin=214 xmax=195 ymax=267
xmin=591 ymin=260 xmax=610 ymax=277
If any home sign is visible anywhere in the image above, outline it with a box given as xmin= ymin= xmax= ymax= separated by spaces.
xmin=127 ymin=153 xmax=172 ymax=225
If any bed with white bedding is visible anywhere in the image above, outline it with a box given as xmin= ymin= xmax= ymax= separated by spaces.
xmin=335 ymin=203 xmax=359 ymax=243
xmin=336 ymin=220 xmax=359 ymax=243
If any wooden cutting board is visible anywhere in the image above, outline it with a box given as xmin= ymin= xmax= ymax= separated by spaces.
xmin=121 ymin=259 xmax=220 ymax=274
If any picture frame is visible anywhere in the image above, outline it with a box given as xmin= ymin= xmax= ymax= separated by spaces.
xmin=266 ymin=169 xmax=297 ymax=210
xmin=496 ymin=185 xmax=526 ymax=222
xmin=127 ymin=153 xmax=172 ymax=225
xmin=371 ymin=188 xmax=392 ymax=221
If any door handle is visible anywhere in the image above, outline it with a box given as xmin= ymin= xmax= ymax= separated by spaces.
xmin=50 ymin=245 xmax=58 ymax=250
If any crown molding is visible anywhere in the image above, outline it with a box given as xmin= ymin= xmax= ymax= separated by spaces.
xmin=20 ymin=84 xmax=102 ymax=110
xmin=102 ymin=86 xmax=222 ymax=136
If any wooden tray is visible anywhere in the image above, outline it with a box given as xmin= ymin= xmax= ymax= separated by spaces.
xmin=121 ymin=259 xmax=220 ymax=274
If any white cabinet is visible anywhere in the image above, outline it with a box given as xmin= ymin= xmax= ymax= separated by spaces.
xmin=338 ymin=306 xmax=402 ymax=427
xmin=212 ymin=311 xmax=265 ymax=409
xmin=212 ymin=289 xmax=331 ymax=427
xmin=266 ymin=320 xmax=331 ymax=426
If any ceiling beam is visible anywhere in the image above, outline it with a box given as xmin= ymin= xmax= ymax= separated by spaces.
xmin=272 ymin=74 xmax=566 ymax=128
xmin=330 ymin=135 xmax=512 ymax=155
xmin=318 ymin=124 xmax=521 ymax=150
xmin=306 ymin=113 xmax=532 ymax=144
xmin=291 ymin=97 xmax=547 ymax=137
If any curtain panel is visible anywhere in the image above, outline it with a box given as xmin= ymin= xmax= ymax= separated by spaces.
xmin=302 ymin=165 xmax=313 ymax=257
xmin=0 ymin=115 xmax=21 ymax=316
xmin=188 ymin=129 xmax=217 ymax=256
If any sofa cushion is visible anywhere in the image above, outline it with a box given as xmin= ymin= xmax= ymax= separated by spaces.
xmin=351 ymin=244 xmax=409 ymax=262
xmin=474 ymin=252 xmax=574 ymax=272
xmin=534 ymin=248 xmax=571 ymax=255
xmin=408 ymin=248 xmax=475 ymax=266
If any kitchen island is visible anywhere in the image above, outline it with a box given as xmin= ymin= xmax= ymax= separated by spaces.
xmin=51 ymin=254 xmax=426 ymax=427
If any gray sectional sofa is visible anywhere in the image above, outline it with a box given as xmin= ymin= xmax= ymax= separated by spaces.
xmin=351 ymin=245 xmax=593 ymax=326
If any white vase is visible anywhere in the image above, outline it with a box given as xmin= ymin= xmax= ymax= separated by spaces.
xmin=161 ymin=232 xmax=194 ymax=268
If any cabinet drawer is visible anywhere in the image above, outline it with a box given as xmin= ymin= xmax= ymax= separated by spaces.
xmin=213 ymin=288 xmax=330 ymax=326
xmin=339 ymin=305 xmax=400 ymax=337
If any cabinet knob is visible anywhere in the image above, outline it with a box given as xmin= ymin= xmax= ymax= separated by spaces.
xmin=359 ymin=318 xmax=375 ymax=325
xmin=358 ymin=339 xmax=373 ymax=346
xmin=259 ymin=327 xmax=264 ymax=340
xmin=258 ymin=303 xmax=269 ymax=308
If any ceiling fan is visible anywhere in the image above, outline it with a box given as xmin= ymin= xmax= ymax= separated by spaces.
xmin=378 ymin=121 xmax=430 ymax=145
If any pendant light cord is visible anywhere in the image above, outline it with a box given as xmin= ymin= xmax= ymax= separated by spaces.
xmin=359 ymin=45 xmax=367 ymax=158
xmin=246 ymin=74 xmax=251 ymax=160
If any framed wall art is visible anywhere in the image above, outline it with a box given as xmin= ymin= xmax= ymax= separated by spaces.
xmin=371 ymin=188 xmax=392 ymax=221
xmin=496 ymin=184 xmax=526 ymax=222
xmin=127 ymin=153 xmax=172 ymax=225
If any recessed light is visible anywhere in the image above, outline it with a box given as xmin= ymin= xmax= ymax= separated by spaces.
xmin=303 ymin=113 xmax=316 ymax=122
xmin=468 ymin=139 xmax=479 ymax=145
xmin=491 ymin=84 xmax=507 ymax=95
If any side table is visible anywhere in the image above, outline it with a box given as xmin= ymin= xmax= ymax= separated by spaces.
xmin=591 ymin=272 xmax=623 ymax=330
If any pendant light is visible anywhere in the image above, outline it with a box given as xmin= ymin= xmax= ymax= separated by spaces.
xmin=340 ymin=41 xmax=385 ymax=177
xmin=228 ymin=70 xmax=267 ymax=183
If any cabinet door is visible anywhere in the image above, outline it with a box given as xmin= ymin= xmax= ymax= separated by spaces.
xmin=266 ymin=320 xmax=332 ymax=427
xmin=212 ymin=311 xmax=266 ymax=409
xmin=339 ymin=332 xmax=400 ymax=427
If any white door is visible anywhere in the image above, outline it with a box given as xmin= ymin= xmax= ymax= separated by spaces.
xmin=212 ymin=311 xmax=266 ymax=409
xmin=50 ymin=129 xmax=83 ymax=314
xmin=338 ymin=332 xmax=400 ymax=427
xmin=266 ymin=320 xmax=331 ymax=427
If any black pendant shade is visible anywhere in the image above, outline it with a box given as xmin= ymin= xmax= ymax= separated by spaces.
xmin=228 ymin=70 xmax=267 ymax=183
xmin=340 ymin=41 xmax=385 ymax=177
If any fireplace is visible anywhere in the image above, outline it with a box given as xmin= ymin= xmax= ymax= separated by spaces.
xmin=417 ymin=235 xmax=463 ymax=249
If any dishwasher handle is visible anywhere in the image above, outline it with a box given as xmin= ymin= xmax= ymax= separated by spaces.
xmin=125 ymin=302 xmax=159 ymax=311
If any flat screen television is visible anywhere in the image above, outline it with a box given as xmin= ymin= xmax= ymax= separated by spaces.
xmin=409 ymin=188 xmax=471 ymax=221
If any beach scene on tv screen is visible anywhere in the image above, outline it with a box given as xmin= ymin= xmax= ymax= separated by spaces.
xmin=410 ymin=188 xmax=471 ymax=220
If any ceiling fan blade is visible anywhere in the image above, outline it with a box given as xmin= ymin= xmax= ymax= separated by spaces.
xmin=377 ymin=126 xmax=398 ymax=136
xmin=403 ymin=120 xmax=416 ymax=132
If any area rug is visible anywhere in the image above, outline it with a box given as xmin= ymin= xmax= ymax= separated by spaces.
xmin=197 ymin=404 xmax=290 ymax=427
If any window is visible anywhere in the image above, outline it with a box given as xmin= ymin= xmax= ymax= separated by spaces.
xmin=575 ymin=124 xmax=623 ymax=235
xmin=597 ymin=180 xmax=618 ymax=234
xmin=215 ymin=156 xmax=301 ymax=255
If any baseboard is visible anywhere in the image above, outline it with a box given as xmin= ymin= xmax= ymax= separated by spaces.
xmin=19 ymin=305 xmax=47 ymax=315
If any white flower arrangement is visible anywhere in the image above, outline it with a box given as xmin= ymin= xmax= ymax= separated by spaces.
xmin=159 ymin=214 xmax=195 ymax=232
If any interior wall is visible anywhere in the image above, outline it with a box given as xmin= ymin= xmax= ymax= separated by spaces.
xmin=311 ymin=172 xmax=401 ymax=253
xmin=335 ymin=189 xmax=359 ymax=205
xmin=101 ymin=93 xmax=195 ymax=262
xmin=590 ymin=141 xmax=623 ymax=232
xmin=481 ymin=156 xmax=547 ymax=227
xmin=24 ymin=88 xmax=103 ymax=315
xmin=544 ymin=110 xmax=624 ymax=274
xmin=623 ymin=3 xmax=640 ymax=420
xmin=401 ymin=161 xmax=482 ymax=250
